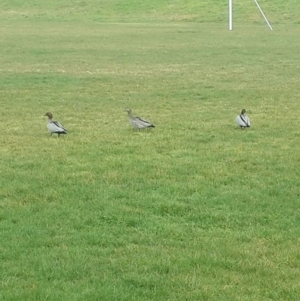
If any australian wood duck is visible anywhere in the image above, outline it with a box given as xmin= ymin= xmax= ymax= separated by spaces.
xmin=45 ymin=112 xmax=67 ymax=137
xmin=125 ymin=108 xmax=155 ymax=129
xmin=235 ymin=109 xmax=250 ymax=128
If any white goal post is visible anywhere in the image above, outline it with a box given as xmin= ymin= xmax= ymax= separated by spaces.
xmin=229 ymin=0 xmax=273 ymax=31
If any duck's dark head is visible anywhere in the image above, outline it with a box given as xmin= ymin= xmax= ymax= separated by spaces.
xmin=241 ymin=109 xmax=246 ymax=115
xmin=45 ymin=112 xmax=53 ymax=119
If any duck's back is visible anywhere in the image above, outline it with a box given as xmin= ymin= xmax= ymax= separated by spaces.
xmin=235 ymin=115 xmax=250 ymax=127
xmin=47 ymin=120 xmax=67 ymax=133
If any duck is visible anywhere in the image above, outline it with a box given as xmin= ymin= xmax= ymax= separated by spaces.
xmin=45 ymin=112 xmax=67 ymax=137
xmin=125 ymin=108 xmax=155 ymax=129
xmin=235 ymin=109 xmax=250 ymax=128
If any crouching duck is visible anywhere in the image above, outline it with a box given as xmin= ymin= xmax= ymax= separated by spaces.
xmin=45 ymin=112 xmax=67 ymax=137
xmin=235 ymin=109 xmax=250 ymax=128
xmin=125 ymin=108 xmax=155 ymax=129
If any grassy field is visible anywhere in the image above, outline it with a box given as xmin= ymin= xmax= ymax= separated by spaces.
xmin=1 ymin=1 xmax=300 ymax=300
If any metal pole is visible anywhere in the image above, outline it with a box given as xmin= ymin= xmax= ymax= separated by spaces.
xmin=229 ymin=0 xmax=233 ymax=30
xmin=253 ymin=0 xmax=273 ymax=30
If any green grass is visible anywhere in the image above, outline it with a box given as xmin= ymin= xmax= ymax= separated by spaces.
xmin=1 ymin=0 xmax=300 ymax=23
xmin=1 ymin=1 xmax=300 ymax=300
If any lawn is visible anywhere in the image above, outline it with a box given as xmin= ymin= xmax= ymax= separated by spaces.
xmin=1 ymin=1 xmax=300 ymax=300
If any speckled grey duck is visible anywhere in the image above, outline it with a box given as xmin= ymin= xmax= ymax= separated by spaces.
xmin=125 ymin=108 xmax=155 ymax=129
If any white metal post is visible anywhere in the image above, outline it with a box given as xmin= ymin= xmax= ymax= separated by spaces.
xmin=229 ymin=0 xmax=273 ymax=31
xmin=253 ymin=0 xmax=273 ymax=30
xmin=229 ymin=0 xmax=233 ymax=30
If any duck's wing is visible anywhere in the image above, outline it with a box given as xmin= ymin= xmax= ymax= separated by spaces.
xmin=135 ymin=116 xmax=155 ymax=128
xmin=48 ymin=121 xmax=67 ymax=133
xmin=240 ymin=115 xmax=250 ymax=127
xmin=53 ymin=120 xmax=67 ymax=131
xmin=129 ymin=118 xmax=146 ymax=129
xmin=235 ymin=115 xmax=250 ymax=127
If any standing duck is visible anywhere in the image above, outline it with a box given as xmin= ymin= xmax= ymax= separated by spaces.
xmin=125 ymin=108 xmax=155 ymax=129
xmin=235 ymin=109 xmax=250 ymax=128
xmin=45 ymin=112 xmax=67 ymax=137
